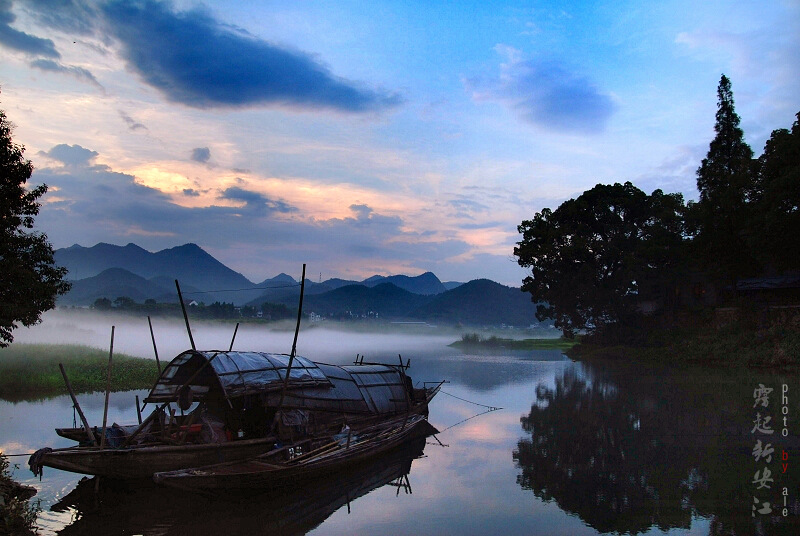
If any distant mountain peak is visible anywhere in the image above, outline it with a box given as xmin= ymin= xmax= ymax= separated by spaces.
xmin=167 ymin=243 xmax=204 ymax=253
xmin=55 ymin=241 xmax=254 ymax=300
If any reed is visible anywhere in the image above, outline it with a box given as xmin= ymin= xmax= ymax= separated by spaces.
xmin=0 ymin=344 xmax=159 ymax=401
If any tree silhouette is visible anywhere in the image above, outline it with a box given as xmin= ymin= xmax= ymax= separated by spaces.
xmin=0 ymin=97 xmax=70 ymax=346
xmin=751 ymin=112 xmax=800 ymax=273
xmin=514 ymin=182 xmax=686 ymax=337
xmin=693 ymin=74 xmax=759 ymax=283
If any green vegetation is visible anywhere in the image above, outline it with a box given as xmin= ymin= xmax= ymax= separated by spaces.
xmin=1 ymin=95 xmax=71 ymax=348
xmin=0 ymin=344 xmax=159 ymax=401
xmin=451 ymin=333 xmax=578 ymax=351
xmin=91 ymin=296 xmax=296 ymax=322
xmin=0 ymin=454 xmax=39 ymax=535
xmin=514 ymin=182 xmax=686 ymax=337
xmin=514 ymin=75 xmax=800 ymax=366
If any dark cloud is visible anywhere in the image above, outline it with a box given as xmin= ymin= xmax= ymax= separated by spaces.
xmin=30 ymin=58 xmax=101 ymax=86
xmin=219 ymin=186 xmax=297 ymax=214
xmin=41 ymin=143 xmax=99 ymax=166
xmin=346 ymin=204 xmax=402 ymax=227
xmin=182 ymin=188 xmax=200 ymax=197
xmin=467 ymin=54 xmax=616 ymax=134
xmin=119 ymin=110 xmax=147 ymax=131
xmin=0 ymin=0 xmax=59 ymax=57
xmin=96 ymin=0 xmax=401 ymax=112
xmin=191 ymin=147 xmax=210 ymax=163
xmin=7 ymin=0 xmax=401 ymax=112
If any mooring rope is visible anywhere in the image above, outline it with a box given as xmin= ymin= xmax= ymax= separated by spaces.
xmin=435 ymin=407 xmax=500 ymax=434
xmin=429 ymin=390 xmax=503 ymax=437
xmin=439 ymin=389 xmax=502 ymax=411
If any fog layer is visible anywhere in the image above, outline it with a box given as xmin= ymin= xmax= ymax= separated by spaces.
xmin=13 ymin=310 xmax=458 ymax=365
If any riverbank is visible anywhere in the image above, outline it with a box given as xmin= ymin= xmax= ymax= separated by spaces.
xmin=567 ymin=310 xmax=800 ymax=369
xmin=0 ymin=344 xmax=159 ymax=401
xmin=0 ymin=454 xmax=38 ymax=535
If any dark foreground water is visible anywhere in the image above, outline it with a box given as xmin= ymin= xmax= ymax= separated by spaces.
xmin=2 ymin=343 xmax=799 ymax=535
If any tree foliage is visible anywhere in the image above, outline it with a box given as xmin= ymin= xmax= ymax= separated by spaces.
xmin=693 ymin=74 xmax=758 ymax=282
xmin=514 ymin=182 xmax=686 ymax=336
xmin=514 ymin=74 xmax=799 ymax=342
xmin=750 ymin=112 xmax=800 ymax=272
xmin=0 ymin=101 xmax=70 ymax=347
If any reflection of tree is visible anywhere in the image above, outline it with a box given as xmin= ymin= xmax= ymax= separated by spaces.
xmin=513 ymin=365 xmax=800 ymax=535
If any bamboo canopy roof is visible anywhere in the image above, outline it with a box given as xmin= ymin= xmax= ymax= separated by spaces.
xmin=145 ymin=351 xmax=412 ymax=416
xmin=145 ymin=351 xmax=331 ymax=402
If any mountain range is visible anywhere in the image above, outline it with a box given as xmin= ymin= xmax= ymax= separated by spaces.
xmin=54 ymin=243 xmax=542 ymax=327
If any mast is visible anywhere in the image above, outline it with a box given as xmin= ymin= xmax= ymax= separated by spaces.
xmin=175 ymin=279 xmax=196 ymax=351
xmin=273 ymin=263 xmax=306 ymax=423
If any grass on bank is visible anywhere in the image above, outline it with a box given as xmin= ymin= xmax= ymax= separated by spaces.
xmin=450 ymin=333 xmax=578 ymax=351
xmin=0 ymin=344 xmax=160 ymax=401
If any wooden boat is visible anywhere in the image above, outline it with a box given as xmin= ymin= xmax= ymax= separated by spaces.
xmin=33 ymin=350 xmax=441 ymax=479
xmin=51 ymin=436 xmax=429 ymax=535
xmin=153 ymin=413 xmax=438 ymax=492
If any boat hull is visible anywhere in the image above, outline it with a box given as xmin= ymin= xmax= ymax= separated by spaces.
xmin=154 ymin=415 xmax=438 ymax=492
xmin=41 ymin=437 xmax=276 ymax=479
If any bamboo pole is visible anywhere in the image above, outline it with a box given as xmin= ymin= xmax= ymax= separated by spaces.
xmin=135 ymin=395 xmax=142 ymax=424
xmin=229 ymin=322 xmax=239 ymax=352
xmin=175 ymin=279 xmax=196 ymax=351
xmin=147 ymin=316 xmax=162 ymax=374
xmin=100 ymin=326 xmax=115 ymax=449
xmin=275 ymin=264 xmax=306 ymax=414
xmin=58 ymin=363 xmax=97 ymax=446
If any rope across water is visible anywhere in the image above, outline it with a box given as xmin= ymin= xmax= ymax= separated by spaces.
xmin=432 ymin=390 xmax=503 ymax=435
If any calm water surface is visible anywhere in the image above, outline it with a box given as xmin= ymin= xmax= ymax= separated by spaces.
xmin=2 ymin=341 xmax=799 ymax=535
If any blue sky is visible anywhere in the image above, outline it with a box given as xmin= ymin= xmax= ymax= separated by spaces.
xmin=1 ymin=0 xmax=798 ymax=285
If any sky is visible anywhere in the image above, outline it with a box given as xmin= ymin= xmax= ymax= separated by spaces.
xmin=1 ymin=0 xmax=798 ymax=286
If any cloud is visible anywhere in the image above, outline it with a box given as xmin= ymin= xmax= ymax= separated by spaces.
xmin=345 ymin=204 xmax=402 ymax=227
xmin=91 ymin=0 xmax=401 ymax=112
xmin=31 ymin=145 xmax=482 ymax=282
xmin=8 ymin=0 xmax=401 ymax=113
xmin=448 ymin=196 xmax=490 ymax=217
xmin=119 ymin=110 xmax=147 ymax=131
xmin=41 ymin=143 xmax=99 ymax=166
xmin=21 ymin=0 xmax=98 ymax=36
xmin=466 ymin=47 xmax=617 ymax=134
xmin=219 ymin=186 xmax=297 ymax=214
xmin=190 ymin=147 xmax=210 ymax=163
xmin=30 ymin=58 xmax=101 ymax=87
xmin=0 ymin=0 xmax=59 ymax=57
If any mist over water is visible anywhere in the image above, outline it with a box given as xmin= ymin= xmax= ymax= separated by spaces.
xmin=13 ymin=310 xmax=459 ymax=364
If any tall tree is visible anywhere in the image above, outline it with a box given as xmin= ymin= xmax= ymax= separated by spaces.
xmin=751 ymin=112 xmax=800 ymax=272
xmin=0 ymin=98 xmax=70 ymax=347
xmin=694 ymin=74 xmax=758 ymax=282
xmin=514 ymin=182 xmax=687 ymax=337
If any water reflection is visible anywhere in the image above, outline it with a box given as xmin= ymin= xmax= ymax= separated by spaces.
xmin=50 ymin=438 xmax=427 ymax=535
xmin=514 ymin=362 xmax=800 ymax=535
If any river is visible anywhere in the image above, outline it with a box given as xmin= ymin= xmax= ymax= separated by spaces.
xmin=2 ymin=337 xmax=799 ymax=535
